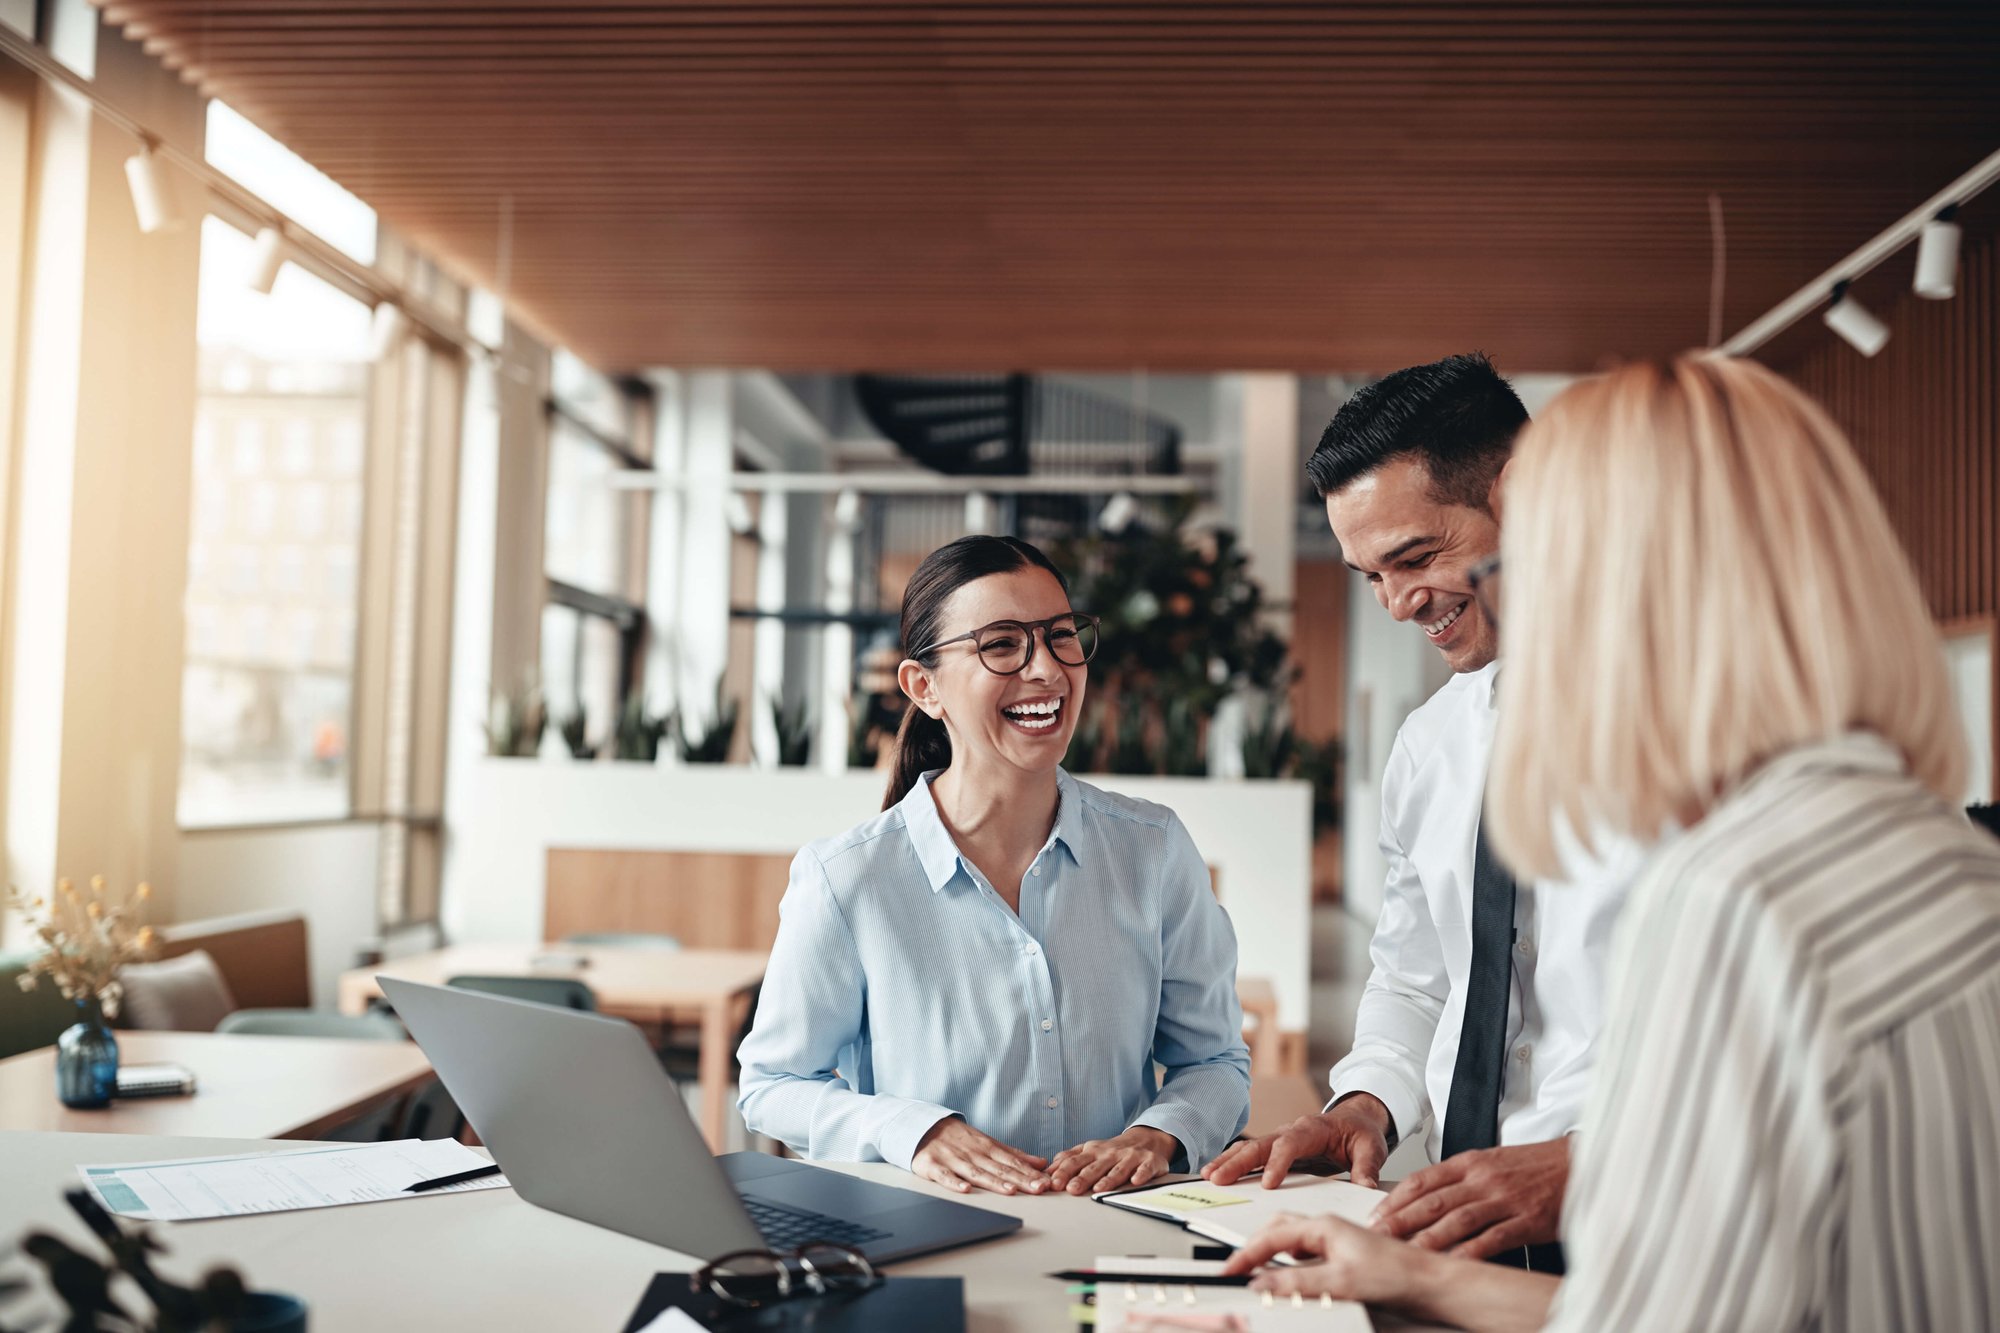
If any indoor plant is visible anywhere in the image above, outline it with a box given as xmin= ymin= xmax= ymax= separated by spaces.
xmin=5 ymin=876 xmax=156 ymax=1108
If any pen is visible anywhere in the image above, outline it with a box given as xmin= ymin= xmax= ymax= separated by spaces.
xmin=403 ymin=1164 xmax=503 ymax=1193
xmin=1045 ymin=1271 xmax=1253 ymax=1287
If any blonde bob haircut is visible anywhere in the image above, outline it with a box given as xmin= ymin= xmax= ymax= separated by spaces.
xmin=1488 ymin=354 xmax=1967 ymax=881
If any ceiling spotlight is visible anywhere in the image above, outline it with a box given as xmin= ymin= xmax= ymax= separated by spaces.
xmin=123 ymin=142 xmax=182 ymax=234
xmin=369 ymin=301 xmax=410 ymax=361
xmin=1822 ymin=282 xmax=1889 ymax=358
xmin=246 ymin=226 xmax=286 ymax=294
xmin=1098 ymin=491 xmax=1141 ymax=534
xmin=1914 ymin=204 xmax=1961 ymax=300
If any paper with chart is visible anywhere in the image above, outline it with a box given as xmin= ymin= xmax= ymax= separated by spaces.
xmin=1099 ymin=1172 xmax=1385 ymax=1248
xmin=78 ymin=1139 xmax=511 ymax=1221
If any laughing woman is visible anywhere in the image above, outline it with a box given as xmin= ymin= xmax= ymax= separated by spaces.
xmin=737 ymin=535 xmax=1250 ymax=1196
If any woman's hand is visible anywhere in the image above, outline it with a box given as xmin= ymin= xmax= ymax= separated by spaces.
xmin=911 ymin=1117 xmax=1051 ymax=1195
xmin=1048 ymin=1126 xmax=1179 ymax=1194
xmin=1219 ymin=1211 xmax=1439 ymax=1306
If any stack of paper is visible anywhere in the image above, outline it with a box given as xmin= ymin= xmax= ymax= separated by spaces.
xmin=1089 ymin=1256 xmax=1372 ymax=1332
xmin=79 ymin=1139 xmax=511 ymax=1222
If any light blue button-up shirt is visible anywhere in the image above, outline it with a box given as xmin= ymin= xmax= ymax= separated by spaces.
xmin=737 ymin=768 xmax=1251 ymax=1172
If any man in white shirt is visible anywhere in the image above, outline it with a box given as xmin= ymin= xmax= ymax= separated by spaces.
xmin=1203 ymin=354 xmax=1639 ymax=1273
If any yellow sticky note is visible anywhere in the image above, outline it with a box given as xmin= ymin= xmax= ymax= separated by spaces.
xmin=1144 ymin=1183 xmax=1251 ymax=1213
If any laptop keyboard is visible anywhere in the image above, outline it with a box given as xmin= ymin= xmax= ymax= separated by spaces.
xmin=743 ymin=1195 xmax=890 ymax=1249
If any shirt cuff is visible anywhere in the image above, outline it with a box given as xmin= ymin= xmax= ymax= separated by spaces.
xmin=874 ymin=1099 xmax=959 ymax=1172
xmin=1126 ymin=1108 xmax=1204 ymax=1173
xmin=1326 ymin=1065 xmax=1427 ymax=1148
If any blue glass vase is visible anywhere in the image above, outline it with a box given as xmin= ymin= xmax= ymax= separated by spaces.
xmin=56 ymin=996 xmax=120 ymax=1109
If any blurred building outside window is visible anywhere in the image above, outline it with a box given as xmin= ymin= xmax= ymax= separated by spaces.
xmin=542 ymin=351 xmax=649 ymax=757
xmin=177 ymin=215 xmax=371 ymax=827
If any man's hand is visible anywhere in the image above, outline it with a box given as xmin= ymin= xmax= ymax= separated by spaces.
xmin=911 ymin=1118 xmax=1051 ymax=1196
xmin=1048 ymin=1126 xmax=1179 ymax=1195
xmin=1200 ymin=1094 xmax=1393 ymax=1190
xmin=1371 ymin=1138 xmax=1569 ymax=1258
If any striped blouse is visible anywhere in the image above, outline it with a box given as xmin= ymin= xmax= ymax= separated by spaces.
xmin=1548 ymin=731 xmax=2000 ymax=1332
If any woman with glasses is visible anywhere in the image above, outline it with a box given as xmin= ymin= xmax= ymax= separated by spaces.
xmin=738 ymin=534 xmax=1251 ymax=1197
xmin=1222 ymin=356 xmax=1999 ymax=1331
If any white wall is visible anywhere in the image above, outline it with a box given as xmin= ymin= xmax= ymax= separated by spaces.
xmin=1341 ymin=569 xmax=1452 ymax=923
xmin=442 ymin=761 xmax=1316 ymax=1030
xmin=176 ymin=824 xmax=382 ymax=1010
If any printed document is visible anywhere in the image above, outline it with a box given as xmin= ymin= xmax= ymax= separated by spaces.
xmin=78 ymin=1139 xmax=510 ymax=1221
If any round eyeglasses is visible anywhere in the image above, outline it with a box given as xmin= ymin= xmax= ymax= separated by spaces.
xmin=692 ymin=1242 xmax=881 ymax=1310
xmin=1467 ymin=554 xmax=1502 ymax=627
xmin=911 ymin=613 xmax=1101 ymax=677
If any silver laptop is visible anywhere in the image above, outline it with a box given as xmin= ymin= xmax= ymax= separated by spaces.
xmin=378 ymin=976 xmax=1021 ymax=1263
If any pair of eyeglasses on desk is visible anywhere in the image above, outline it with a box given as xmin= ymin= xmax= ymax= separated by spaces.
xmin=691 ymin=1242 xmax=881 ymax=1310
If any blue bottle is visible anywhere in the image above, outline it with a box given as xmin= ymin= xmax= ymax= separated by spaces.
xmin=56 ymin=996 xmax=120 ymax=1109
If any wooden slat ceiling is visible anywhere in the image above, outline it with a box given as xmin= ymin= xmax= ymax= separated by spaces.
xmin=96 ymin=2 xmax=2000 ymax=374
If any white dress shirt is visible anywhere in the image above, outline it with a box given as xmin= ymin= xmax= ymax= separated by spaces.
xmin=1327 ymin=661 xmax=1645 ymax=1164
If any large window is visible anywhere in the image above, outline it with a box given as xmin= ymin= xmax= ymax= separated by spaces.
xmin=541 ymin=352 xmax=649 ymax=755
xmin=177 ymin=217 xmax=373 ymax=826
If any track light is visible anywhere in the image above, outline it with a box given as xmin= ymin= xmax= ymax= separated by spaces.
xmin=1822 ymin=282 xmax=1889 ymax=357
xmin=1098 ymin=491 xmax=1141 ymax=534
xmin=369 ymin=301 xmax=410 ymax=361
xmin=1914 ymin=204 xmax=1961 ymax=300
xmin=245 ymin=226 xmax=286 ymax=294
xmin=123 ymin=142 xmax=182 ymax=234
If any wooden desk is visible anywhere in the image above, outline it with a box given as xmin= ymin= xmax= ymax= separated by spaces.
xmin=0 ymin=1033 xmax=433 ymax=1140
xmin=338 ymin=944 xmax=767 ymax=1152
xmin=0 ymin=1132 xmax=1454 ymax=1331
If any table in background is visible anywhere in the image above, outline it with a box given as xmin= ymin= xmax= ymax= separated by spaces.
xmin=0 ymin=1033 xmax=433 ymax=1139
xmin=338 ymin=943 xmax=767 ymax=1151
xmin=0 ymin=1131 xmax=1455 ymax=1331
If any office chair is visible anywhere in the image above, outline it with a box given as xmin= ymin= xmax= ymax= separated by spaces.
xmin=559 ymin=931 xmax=682 ymax=951
xmin=444 ymin=975 xmax=598 ymax=1011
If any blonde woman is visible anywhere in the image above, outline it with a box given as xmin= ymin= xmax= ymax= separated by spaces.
xmin=1223 ymin=355 xmax=1999 ymax=1332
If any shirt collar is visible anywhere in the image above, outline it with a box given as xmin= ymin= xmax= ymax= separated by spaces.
xmin=898 ymin=768 xmax=1083 ymax=894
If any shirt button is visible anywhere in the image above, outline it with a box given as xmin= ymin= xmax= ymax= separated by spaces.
xmin=1045 ymin=1096 xmax=1059 ymax=1109
xmin=1031 ymin=867 xmax=1042 ymax=876
xmin=1040 ymin=1019 xmax=1053 ymax=1032
xmin=1025 ymin=943 xmax=1039 ymax=957
xmin=1517 ymin=939 xmax=1534 ymax=956
xmin=1515 ymin=1044 xmax=1532 ymax=1064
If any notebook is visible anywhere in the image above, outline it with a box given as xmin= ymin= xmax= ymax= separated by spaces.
xmin=1080 ymin=1257 xmax=1372 ymax=1331
xmin=1093 ymin=1173 xmax=1384 ymax=1249
xmin=618 ymin=1274 xmax=963 ymax=1332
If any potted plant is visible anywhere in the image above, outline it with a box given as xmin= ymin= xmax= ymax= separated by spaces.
xmin=557 ymin=704 xmax=595 ymax=761
xmin=676 ymin=683 xmax=741 ymax=764
xmin=482 ymin=677 xmax=546 ymax=758
xmin=768 ymin=696 xmax=812 ymax=767
xmin=613 ymin=693 xmax=672 ymax=762
xmin=5 ymin=877 xmax=156 ymax=1108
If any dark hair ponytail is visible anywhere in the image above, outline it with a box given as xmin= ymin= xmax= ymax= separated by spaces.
xmin=882 ymin=534 xmax=1068 ymax=810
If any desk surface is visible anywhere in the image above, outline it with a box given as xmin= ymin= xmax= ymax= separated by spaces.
xmin=337 ymin=944 xmax=768 ymax=1019
xmin=0 ymin=1033 xmax=433 ymax=1140
xmin=0 ymin=1132 xmax=1454 ymax=1331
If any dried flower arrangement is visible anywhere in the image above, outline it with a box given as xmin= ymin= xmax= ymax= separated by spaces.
xmin=5 ymin=876 xmax=157 ymax=1019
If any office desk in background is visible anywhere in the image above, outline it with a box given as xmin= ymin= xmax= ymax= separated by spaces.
xmin=338 ymin=944 xmax=767 ymax=1151
xmin=0 ymin=1131 xmax=1455 ymax=1331
xmin=0 ymin=1033 xmax=433 ymax=1139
